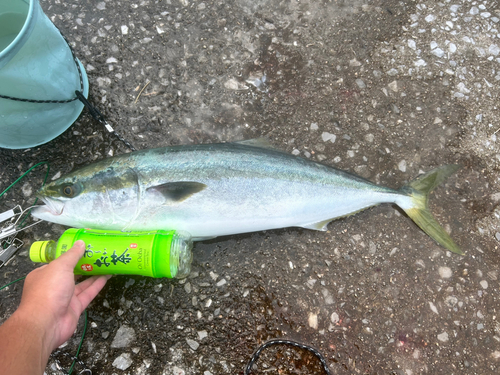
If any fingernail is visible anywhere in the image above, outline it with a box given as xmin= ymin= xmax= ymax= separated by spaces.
xmin=74 ymin=240 xmax=85 ymax=248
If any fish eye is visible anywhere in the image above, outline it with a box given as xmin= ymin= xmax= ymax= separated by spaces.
xmin=61 ymin=183 xmax=81 ymax=198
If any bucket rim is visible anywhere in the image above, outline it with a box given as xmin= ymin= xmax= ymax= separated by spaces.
xmin=0 ymin=0 xmax=36 ymax=60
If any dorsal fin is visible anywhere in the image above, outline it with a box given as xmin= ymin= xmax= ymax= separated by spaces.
xmin=233 ymin=137 xmax=277 ymax=150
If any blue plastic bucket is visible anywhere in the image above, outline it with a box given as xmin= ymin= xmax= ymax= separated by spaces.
xmin=0 ymin=0 xmax=89 ymax=149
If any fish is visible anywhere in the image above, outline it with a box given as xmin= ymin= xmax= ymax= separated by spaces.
xmin=31 ymin=139 xmax=462 ymax=254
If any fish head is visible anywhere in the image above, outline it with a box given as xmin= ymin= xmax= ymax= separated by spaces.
xmin=31 ymin=171 xmax=98 ymax=228
xmin=31 ymin=163 xmax=140 ymax=229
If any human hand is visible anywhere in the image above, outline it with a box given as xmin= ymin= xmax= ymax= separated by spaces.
xmin=17 ymin=240 xmax=110 ymax=351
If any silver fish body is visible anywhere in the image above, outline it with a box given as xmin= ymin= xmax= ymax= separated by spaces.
xmin=31 ymin=140 xmax=462 ymax=254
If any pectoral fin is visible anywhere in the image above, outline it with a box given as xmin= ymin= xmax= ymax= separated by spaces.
xmin=146 ymin=181 xmax=207 ymax=202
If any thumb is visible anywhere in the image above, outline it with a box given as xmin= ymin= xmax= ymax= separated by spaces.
xmin=55 ymin=240 xmax=86 ymax=269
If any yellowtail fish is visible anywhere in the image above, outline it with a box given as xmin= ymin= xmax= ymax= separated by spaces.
xmin=31 ymin=139 xmax=462 ymax=254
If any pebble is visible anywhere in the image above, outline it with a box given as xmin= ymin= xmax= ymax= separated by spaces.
xmin=489 ymin=44 xmax=500 ymax=56
xmin=321 ymin=289 xmax=334 ymax=305
xmin=445 ymin=296 xmax=458 ymax=307
xmin=387 ymin=68 xmax=398 ymax=76
xmin=437 ymin=332 xmax=449 ymax=342
xmin=355 ymin=79 xmax=366 ymax=89
xmin=349 ymin=58 xmax=361 ymax=67
xmin=153 ymin=283 xmax=163 ymax=292
xmin=429 ymin=302 xmax=439 ymax=314
xmin=186 ymin=338 xmax=200 ymax=350
xmin=224 ymin=78 xmax=247 ymax=90
xmin=97 ymin=77 xmax=111 ymax=87
xmin=198 ymin=330 xmax=208 ymax=340
xmin=330 ymin=312 xmax=340 ymax=324
xmin=51 ymin=171 xmax=62 ymax=180
xmin=111 ymin=325 xmax=136 ymax=348
xmin=121 ymin=25 xmax=128 ymax=35
xmin=398 ymin=160 xmax=407 ymax=172
xmin=216 ymin=279 xmax=227 ymax=287
xmin=21 ymin=183 xmax=32 ymax=197
xmin=431 ymin=48 xmax=445 ymax=58
xmin=425 ymin=14 xmax=435 ymax=22
xmin=172 ymin=367 xmax=185 ymax=375
xmin=439 ymin=266 xmax=452 ymax=279
xmin=480 ymin=280 xmax=488 ymax=289
xmin=321 ymin=132 xmax=336 ymax=143
xmin=308 ymin=312 xmax=318 ymax=329
xmin=414 ymin=59 xmax=427 ymax=67
xmin=112 ymin=353 xmax=132 ymax=370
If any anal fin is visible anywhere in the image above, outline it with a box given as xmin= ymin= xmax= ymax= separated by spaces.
xmin=300 ymin=219 xmax=333 ymax=231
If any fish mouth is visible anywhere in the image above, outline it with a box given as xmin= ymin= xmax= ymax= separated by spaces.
xmin=33 ymin=195 xmax=65 ymax=216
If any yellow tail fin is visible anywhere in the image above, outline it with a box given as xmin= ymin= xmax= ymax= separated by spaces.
xmin=400 ymin=165 xmax=463 ymax=255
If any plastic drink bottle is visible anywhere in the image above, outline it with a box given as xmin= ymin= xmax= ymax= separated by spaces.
xmin=29 ymin=228 xmax=193 ymax=278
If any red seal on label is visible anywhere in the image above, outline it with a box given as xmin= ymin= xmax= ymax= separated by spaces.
xmin=130 ymin=243 xmax=138 ymax=249
xmin=81 ymin=264 xmax=93 ymax=272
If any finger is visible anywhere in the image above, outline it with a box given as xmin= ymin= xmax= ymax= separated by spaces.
xmin=54 ymin=240 xmax=86 ymax=269
xmin=74 ymin=274 xmax=110 ymax=295
xmin=76 ymin=275 xmax=110 ymax=310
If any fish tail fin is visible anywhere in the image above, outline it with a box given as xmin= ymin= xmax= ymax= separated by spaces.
xmin=398 ymin=165 xmax=463 ymax=255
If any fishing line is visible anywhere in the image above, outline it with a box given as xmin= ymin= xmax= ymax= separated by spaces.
xmin=0 ymin=161 xmax=49 ymax=200
xmin=0 ymin=276 xmax=26 ymax=291
xmin=245 ymin=339 xmax=332 ymax=375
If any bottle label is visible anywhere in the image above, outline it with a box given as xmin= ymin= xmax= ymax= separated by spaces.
xmin=80 ymin=264 xmax=94 ymax=272
xmin=56 ymin=229 xmax=174 ymax=277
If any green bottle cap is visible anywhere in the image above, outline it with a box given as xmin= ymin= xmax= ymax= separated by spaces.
xmin=29 ymin=241 xmax=51 ymax=263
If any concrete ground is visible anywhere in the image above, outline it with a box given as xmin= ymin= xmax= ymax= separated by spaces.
xmin=1 ymin=0 xmax=499 ymax=374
